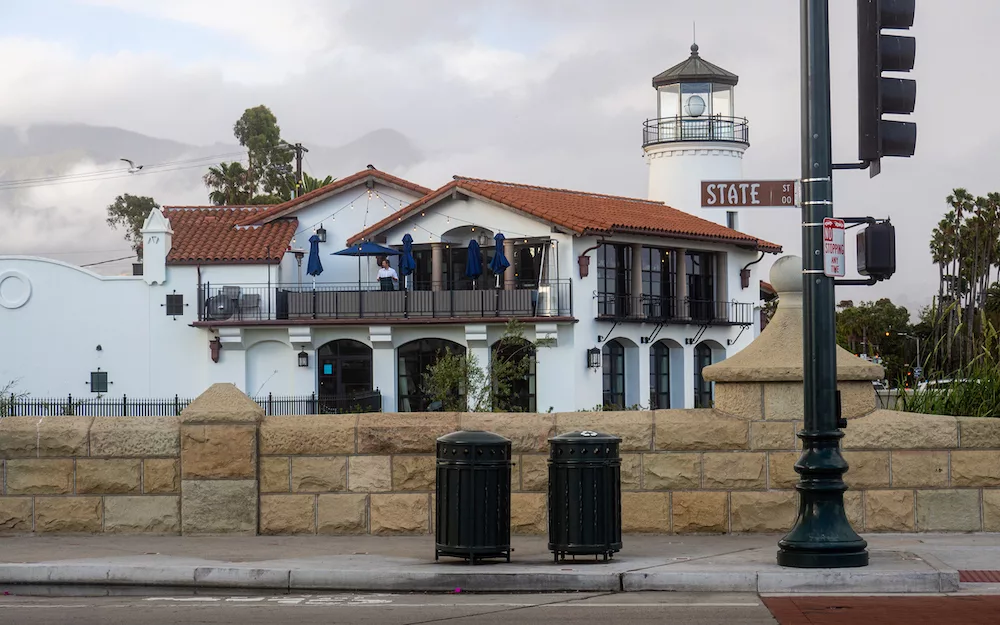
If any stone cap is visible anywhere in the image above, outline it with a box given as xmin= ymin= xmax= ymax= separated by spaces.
xmin=703 ymin=255 xmax=884 ymax=383
xmin=181 ymin=383 xmax=264 ymax=424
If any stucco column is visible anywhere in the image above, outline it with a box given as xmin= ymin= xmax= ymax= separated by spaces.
xmin=702 ymin=255 xmax=884 ymax=421
xmin=179 ymin=383 xmax=262 ymax=535
xmin=503 ymin=238 xmax=515 ymax=290
xmin=631 ymin=243 xmax=643 ymax=317
xmin=465 ymin=325 xmax=489 ymax=411
xmin=636 ymin=340 xmax=651 ymax=409
xmin=431 ymin=243 xmax=443 ymax=291
xmin=681 ymin=343 xmax=696 ymax=408
xmin=674 ymin=248 xmax=687 ymax=318
xmin=369 ymin=326 xmax=395 ymax=411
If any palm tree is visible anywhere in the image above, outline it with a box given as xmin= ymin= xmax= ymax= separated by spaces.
xmin=203 ymin=162 xmax=251 ymax=205
xmin=299 ymin=172 xmax=337 ymax=194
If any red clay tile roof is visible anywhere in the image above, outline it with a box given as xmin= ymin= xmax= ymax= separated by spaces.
xmin=238 ymin=168 xmax=431 ymax=226
xmin=163 ymin=207 xmax=297 ymax=264
xmin=348 ymin=177 xmax=782 ymax=252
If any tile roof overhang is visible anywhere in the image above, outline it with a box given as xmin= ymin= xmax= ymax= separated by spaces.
xmin=237 ymin=167 xmax=431 ymax=227
xmin=163 ymin=206 xmax=298 ymax=265
xmin=347 ymin=177 xmax=782 ymax=253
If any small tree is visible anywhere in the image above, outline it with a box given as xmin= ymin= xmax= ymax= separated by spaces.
xmin=423 ymin=320 xmax=554 ymax=412
xmin=106 ymin=194 xmax=159 ymax=261
xmin=0 ymin=380 xmax=26 ymax=417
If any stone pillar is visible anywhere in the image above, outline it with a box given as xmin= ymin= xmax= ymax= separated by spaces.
xmin=503 ymin=238 xmax=516 ymax=290
xmin=703 ymin=255 xmax=883 ymax=421
xmin=180 ymin=383 xmax=262 ymax=534
xmin=431 ymin=242 xmax=443 ymax=291
xmin=631 ymin=243 xmax=644 ymax=317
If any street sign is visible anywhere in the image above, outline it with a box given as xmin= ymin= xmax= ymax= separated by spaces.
xmin=701 ymin=180 xmax=797 ymax=208
xmin=823 ymin=218 xmax=846 ymax=277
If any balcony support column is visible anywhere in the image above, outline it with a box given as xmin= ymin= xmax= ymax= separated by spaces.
xmin=503 ymin=238 xmax=515 ymax=290
xmin=631 ymin=243 xmax=644 ymax=319
xmin=675 ymin=248 xmax=688 ymax=318
xmin=431 ymin=242 xmax=444 ymax=292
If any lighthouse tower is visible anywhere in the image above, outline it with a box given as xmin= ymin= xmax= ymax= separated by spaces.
xmin=643 ymin=44 xmax=750 ymax=233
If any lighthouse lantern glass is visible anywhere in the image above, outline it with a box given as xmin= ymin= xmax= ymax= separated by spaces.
xmin=681 ymin=82 xmax=711 ymax=117
xmin=657 ymin=84 xmax=680 ymax=119
xmin=712 ymin=84 xmax=733 ymax=117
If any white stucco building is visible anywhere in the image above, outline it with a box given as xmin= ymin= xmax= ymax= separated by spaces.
xmin=0 ymin=46 xmax=780 ymax=414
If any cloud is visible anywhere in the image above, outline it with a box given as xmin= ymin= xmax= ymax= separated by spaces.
xmin=2 ymin=0 xmax=999 ymax=310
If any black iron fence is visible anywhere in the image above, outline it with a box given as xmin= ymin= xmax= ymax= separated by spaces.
xmin=642 ymin=115 xmax=750 ymax=146
xmin=2 ymin=390 xmax=382 ymax=417
xmin=199 ymin=280 xmax=572 ymax=322
xmin=596 ymin=294 xmax=754 ymax=326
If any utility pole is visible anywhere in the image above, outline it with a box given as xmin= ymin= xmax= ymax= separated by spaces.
xmin=777 ymin=0 xmax=869 ymax=568
xmin=283 ymin=142 xmax=310 ymax=197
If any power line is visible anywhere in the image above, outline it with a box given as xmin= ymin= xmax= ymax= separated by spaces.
xmin=0 ymin=151 xmax=249 ymax=191
xmin=80 ymin=254 xmax=135 ymax=267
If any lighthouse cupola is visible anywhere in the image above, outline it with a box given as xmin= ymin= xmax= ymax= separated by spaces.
xmin=643 ymin=44 xmax=752 ymax=232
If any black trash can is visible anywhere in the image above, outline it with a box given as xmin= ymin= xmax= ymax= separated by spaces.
xmin=548 ymin=430 xmax=622 ymax=562
xmin=435 ymin=430 xmax=512 ymax=564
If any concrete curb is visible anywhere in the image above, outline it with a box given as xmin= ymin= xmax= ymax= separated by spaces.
xmin=0 ymin=562 xmax=959 ymax=594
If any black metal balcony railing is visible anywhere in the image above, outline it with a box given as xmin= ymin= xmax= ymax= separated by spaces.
xmin=642 ymin=115 xmax=750 ymax=147
xmin=596 ymin=294 xmax=753 ymax=326
xmin=198 ymin=280 xmax=573 ymax=323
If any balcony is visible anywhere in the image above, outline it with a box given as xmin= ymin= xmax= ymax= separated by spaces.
xmin=642 ymin=115 xmax=749 ymax=147
xmin=596 ymin=294 xmax=753 ymax=326
xmin=197 ymin=280 xmax=573 ymax=324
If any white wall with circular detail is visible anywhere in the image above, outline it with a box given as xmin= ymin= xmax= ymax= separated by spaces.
xmin=0 ymin=270 xmax=31 ymax=309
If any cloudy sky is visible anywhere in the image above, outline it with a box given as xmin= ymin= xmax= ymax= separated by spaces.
xmin=0 ymin=0 xmax=994 ymax=315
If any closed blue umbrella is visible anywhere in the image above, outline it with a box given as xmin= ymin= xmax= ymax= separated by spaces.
xmin=489 ymin=233 xmax=510 ymax=287
xmin=400 ymin=233 xmax=416 ymax=281
xmin=465 ymin=239 xmax=483 ymax=288
xmin=306 ymin=235 xmax=323 ymax=285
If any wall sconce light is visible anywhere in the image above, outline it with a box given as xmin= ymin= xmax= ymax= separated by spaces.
xmin=297 ymin=350 xmax=309 ymax=367
xmin=209 ymin=337 xmax=222 ymax=363
xmin=587 ymin=347 xmax=601 ymax=369
xmin=316 ymin=224 xmax=327 ymax=243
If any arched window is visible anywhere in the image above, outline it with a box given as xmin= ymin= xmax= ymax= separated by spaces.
xmin=602 ymin=339 xmax=626 ymax=409
xmin=316 ymin=340 xmax=373 ymax=413
xmin=397 ymin=338 xmax=465 ymax=412
xmin=694 ymin=342 xmax=714 ymax=408
xmin=491 ymin=338 xmax=536 ymax=412
xmin=650 ymin=341 xmax=671 ymax=410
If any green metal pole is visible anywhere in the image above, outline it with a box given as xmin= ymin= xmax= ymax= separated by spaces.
xmin=777 ymin=0 xmax=869 ymax=568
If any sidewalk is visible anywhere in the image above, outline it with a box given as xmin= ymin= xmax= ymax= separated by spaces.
xmin=0 ymin=533 xmax=997 ymax=594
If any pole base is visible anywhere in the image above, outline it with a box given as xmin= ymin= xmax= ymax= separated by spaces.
xmin=777 ymin=548 xmax=869 ymax=569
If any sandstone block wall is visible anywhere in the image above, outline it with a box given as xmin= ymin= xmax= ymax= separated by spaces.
xmin=1 ymin=387 xmax=998 ymax=536
xmin=0 ymin=416 xmax=180 ymax=532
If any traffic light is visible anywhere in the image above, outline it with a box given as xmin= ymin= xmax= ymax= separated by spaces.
xmin=857 ymin=0 xmax=916 ymax=176
xmin=857 ymin=220 xmax=896 ymax=280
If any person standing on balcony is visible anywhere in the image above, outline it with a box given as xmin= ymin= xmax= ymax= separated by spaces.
xmin=377 ymin=258 xmax=399 ymax=291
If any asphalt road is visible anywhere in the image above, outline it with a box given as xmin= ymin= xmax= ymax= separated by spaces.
xmin=0 ymin=592 xmax=777 ymax=625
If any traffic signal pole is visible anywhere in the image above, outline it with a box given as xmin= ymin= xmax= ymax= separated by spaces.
xmin=777 ymin=0 xmax=869 ymax=568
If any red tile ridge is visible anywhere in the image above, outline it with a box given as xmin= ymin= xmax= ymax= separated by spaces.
xmin=237 ymin=167 xmax=431 ymax=227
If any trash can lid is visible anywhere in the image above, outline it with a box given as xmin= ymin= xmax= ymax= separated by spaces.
xmin=549 ymin=430 xmax=622 ymax=444
xmin=437 ymin=430 xmax=511 ymax=445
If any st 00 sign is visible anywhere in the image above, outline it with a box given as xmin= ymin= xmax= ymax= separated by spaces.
xmin=823 ymin=218 xmax=846 ymax=278
xmin=701 ymin=180 xmax=797 ymax=208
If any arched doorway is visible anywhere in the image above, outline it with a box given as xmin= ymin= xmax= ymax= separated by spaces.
xmin=602 ymin=339 xmax=626 ymax=409
xmin=491 ymin=337 xmax=536 ymax=412
xmin=317 ymin=339 xmax=373 ymax=412
xmin=694 ymin=340 xmax=726 ymax=408
xmin=397 ymin=338 xmax=466 ymax=412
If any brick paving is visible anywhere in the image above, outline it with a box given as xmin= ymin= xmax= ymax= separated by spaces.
xmin=763 ymin=596 xmax=1000 ymax=624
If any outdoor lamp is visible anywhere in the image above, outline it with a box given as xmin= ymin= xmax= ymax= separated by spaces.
xmin=587 ymin=347 xmax=601 ymax=369
xmin=316 ymin=224 xmax=327 ymax=243
xmin=297 ymin=350 xmax=309 ymax=367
